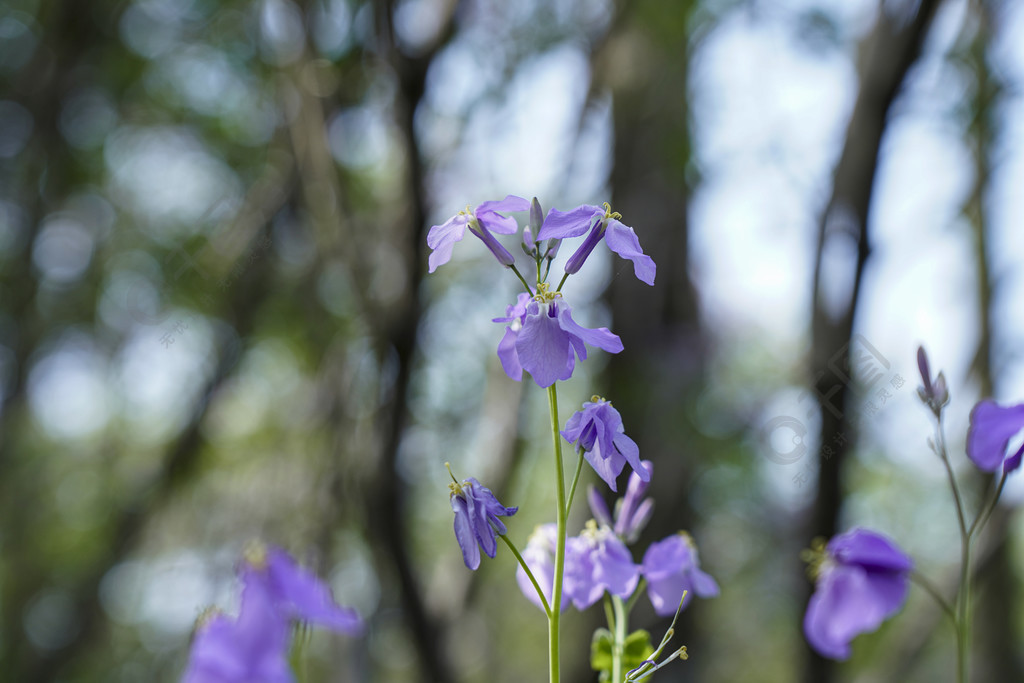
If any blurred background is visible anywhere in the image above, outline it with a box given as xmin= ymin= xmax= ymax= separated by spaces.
xmin=2 ymin=0 xmax=1023 ymax=681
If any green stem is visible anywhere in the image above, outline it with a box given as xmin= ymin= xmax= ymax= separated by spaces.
xmin=611 ymin=594 xmax=628 ymax=683
xmin=556 ymin=271 xmax=569 ymax=292
xmin=499 ymin=533 xmax=551 ymax=618
xmin=547 ymin=383 xmax=567 ymax=683
xmin=509 ymin=264 xmax=535 ymax=295
xmin=565 ymin=448 xmax=584 ymax=518
xmin=935 ymin=416 xmax=968 ymax=539
xmin=624 ymin=577 xmax=647 ymax=614
xmin=969 ymin=469 xmax=1007 ymax=539
xmin=910 ymin=571 xmax=956 ymax=625
xmin=934 ymin=415 xmax=970 ymax=683
xmin=958 ymin=541 xmax=971 ymax=683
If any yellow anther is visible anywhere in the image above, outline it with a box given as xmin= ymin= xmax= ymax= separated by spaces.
xmin=590 ymin=395 xmax=603 ymax=403
xmin=532 ymin=281 xmax=560 ymax=303
xmin=800 ymin=537 xmax=830 ymax=581
xmin=602 ymin=202 xmax=622 ymax=221
xmin=243 ymin=539 xmax=268 ymax=570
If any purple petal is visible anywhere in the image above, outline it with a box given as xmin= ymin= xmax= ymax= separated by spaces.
xmin=646 ymin=572 xmax=693 ymax=617
xmin=555 ymin=302 xmax=623 ymax=355
xmin=426 ymin=214 xmax=469 ymax=273
xmin=641 ymin=535 xmax=693 ymax=582
xmin=452 ymin=496 xmax=480 ymax=570
xmin=472 ymin=225 xmax=516 ymax=266
xmin=476 ymin=195 xmax=530 ymax=234
xmin=620 ymin=498 xmax=654 ymax=542
xmin=690 ymin=567 xmax=720 ymax=598
xmin=586 ymin=446 xmax=624 ymax=491
xmin=594 ymin=536 xmax=640 ymax=599
xmin=916 ymin=346 xmax=933 ymax=395
xmin=613 ymin=433 xmax=644 ymax=482
xmin=804 ymin=564 xmax=893 ymax=660
xmin=1006 ymin=442 xmax=1024 ymax=474
xmin=588 ymin=486 xmax=613 ymax=527
xmin=496 ymin=327 xmax=523 ymax=381
xmin=827 ymin=528 xmax=913 ymax=572
xmin=492 ymin=292 xmax=531 ymax=324
xmin=967 ymin=399 xmax=1024 ymax=472
xmin=265 ymin=548 xmax=363 ymax=634
xmin=516 ymin=525 xmax=569 ymax=612
xmin=563 ymin=222 xmax=604 ymax=275
xmin=516 ymin=304 xmax=574 ymax=387
xmin=536 ymin=204 xmax=603 ymax=240
xmin=561 ymin=409 xmax=585 ymax=444
xmin=615 ymin=460 xmax=653 ymax=536
xmin=605 ymin=220 xmax=656 ymax=286
xmin=463 ymin=481 xmax=498 ymax=559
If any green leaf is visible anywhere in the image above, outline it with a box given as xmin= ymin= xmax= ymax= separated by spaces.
xmin=622 ymin=629 xmax=656 ymax=670
xmin=591 ymin=628 xmax=656 ymax=680
xmin=590 ymin=628 xmax=614 ymax=672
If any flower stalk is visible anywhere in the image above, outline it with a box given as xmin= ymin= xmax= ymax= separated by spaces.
xmin=548 ymin=383 xmax=566 ymax=683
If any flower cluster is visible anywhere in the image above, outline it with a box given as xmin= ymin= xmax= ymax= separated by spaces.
xmin=516 ymin=465 xmax=718 ymax=617
xmin=799 ymin=348 xmax=1024 ymax=664
xmin=182 ymin=543 xmax=361 ymax=683
xmin=432 ymin=194 xmax=705 ymax=680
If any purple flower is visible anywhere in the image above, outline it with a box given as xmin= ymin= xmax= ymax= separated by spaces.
xmin=804 ymin=528 xmax=913 ymax=660
xmin=493 ymin=289 xmax=623 ymax=388
xmin=182 ymin=544 xmax=361 ymax=683
xmin=515 ymin=523 xmax=570 ymax=613
xmin=564 ymin=520 xmax=640 ymax=610
xmin=563 ymin=398 xmax=647 ymax=492
xmin=242 ymin=545 xmax=363 ymax=634
xmin=450 ymin=477 xmax=518 ymax=570
xmin=967 ymin=399 xmax=1024 ymax=474
xmin=641 ymin=532 xmax=719 ymax=617
xmin=182 ymin=596 xmax=292 ymax=683
xmin=427 ymin=195 xmax=529 ymax=272
xmin=536 ymin=202 xmax=655 ymax=285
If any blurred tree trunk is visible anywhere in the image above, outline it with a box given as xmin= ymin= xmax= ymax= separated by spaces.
xmin=0 ymin=0 xmax=104 ymax=674
xmin=597 ymin=0 xmax=708 ymax=678
xmin=802 ymin=2 xmax=940 ymax=683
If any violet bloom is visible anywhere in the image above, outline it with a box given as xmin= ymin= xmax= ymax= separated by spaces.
xmin=641 ymin=532 xmax=719 ymax=617
xmin=563 ymin=397 xmax=647 ymax=492
xmin=242 ymin=544 xmax=363 ymax=634
xmin=493 ymin=287 xmax=623 ymax=388
xmin=564 ymin=520 xmax=640 ymax=610
xmin=804 ymin=528 xmax=913 ymax=660
xmin=967 ymin=399 xmax=1024 ymax=474
xmin=536 ymin=202 xmax=656 ymax=285
xmin=182 ymin=595 xmax=292 ymax=683
xmin=182 ymin=544 xmax=361 ymax=683
xmin=427 ymin=195 xmax=529 ymax=272
xmin=450 ymin=476 xmax=518 ymax=570
xmin=515 ymin=523 xmax=570 ymax=613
